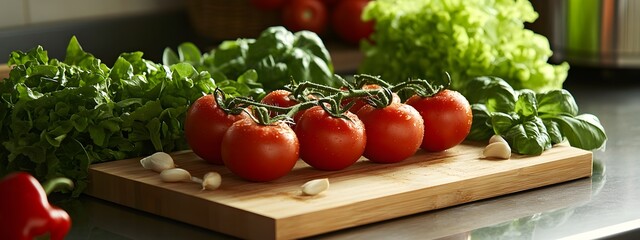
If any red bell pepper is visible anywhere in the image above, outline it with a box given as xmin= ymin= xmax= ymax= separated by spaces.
xmin=0 ymin=172 xmax=74 ymax=240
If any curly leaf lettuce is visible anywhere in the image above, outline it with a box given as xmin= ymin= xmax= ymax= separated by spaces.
xmin=0 ymin=37 xmax=218 ymax=196
xmin=360 ymin=0 xmax=569 ymax=92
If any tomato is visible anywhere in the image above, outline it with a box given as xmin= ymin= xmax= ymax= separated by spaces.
xmin=250 ymin=0 xmax=288 ymax=10
xmin=221 ymin=119 xmax=299 ymax=182
xmin=260 ymin=89 xmax=298 ymax=118
xmin=260 ymin=89 xmax=317 ymax=123
xmin=406 ymin=89 xmax=473 ymax=152
xmin=295 ymin=106 xmax=366 ymax=171
xmin=282 ymin=0 xmax=328 ymax=34
xmin=331 ymin=0 xmax=374 ymax=44
xmin=185 ymin=94 xmax=248 ymax=165
xmin=342 ymin=84 xmax=400 ymax=113
xmin=261 ymin=90 xmax=297 ymax=109
xmin=356 ymin=103 xmax=424 ymax=163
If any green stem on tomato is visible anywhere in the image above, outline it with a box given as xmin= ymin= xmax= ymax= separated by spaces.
xmin=215 ymin=73 xmax=449 ymax=124
xmin=353 ymin=74 xmax=393 ymax=88
xmin=291 ymin=81 xmax=343 ymax=100
xmin=318 ymin=98 xmax=352 ymax=120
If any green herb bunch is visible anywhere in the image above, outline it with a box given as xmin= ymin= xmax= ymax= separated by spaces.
xmin=164 ymin=26 xmax=338 ymax=94
xmin=0 ymin=37 xmax=218 ymax=196
xmin=462 ymin=76 xmax=606 ymax=155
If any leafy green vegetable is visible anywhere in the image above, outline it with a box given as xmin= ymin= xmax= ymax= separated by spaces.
xmin=0 ymin=37 xmax=219 ymax=196
xmin=360 ymin=0 xmax=569 ymax=92
xmin=164 ymin=26 xmax=338 ymax=94
xmin=461 ymin=77 xmax=606 ymax=155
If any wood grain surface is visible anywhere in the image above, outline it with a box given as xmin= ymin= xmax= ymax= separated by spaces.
xmin=85 ymin=143 xmax=592 ymax=240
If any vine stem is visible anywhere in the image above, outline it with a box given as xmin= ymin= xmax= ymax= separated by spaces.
xmin=212 ymin=73 xmax=448 ymax=124
xmin=43 ymin=177 xmax=74 ymax=195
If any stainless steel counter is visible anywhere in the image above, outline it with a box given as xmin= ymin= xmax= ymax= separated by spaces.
xmin=58 ymin=68 xmax=640 ymax=240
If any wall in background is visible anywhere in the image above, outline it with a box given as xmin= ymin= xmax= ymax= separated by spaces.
xmin=0 ymin=1 xmax=207 ymax=65
xmin=0 ymin=0 xmax=184 ymax=29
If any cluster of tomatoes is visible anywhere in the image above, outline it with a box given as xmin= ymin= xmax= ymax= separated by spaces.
xmin=250 ymin=0 xmax=374 ymax=44
xmin=184 ymin=77 xmax=472 ymax=182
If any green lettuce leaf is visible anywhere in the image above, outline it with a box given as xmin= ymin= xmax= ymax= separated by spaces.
xmin=360 ymin=0 xmax=569 ymax=92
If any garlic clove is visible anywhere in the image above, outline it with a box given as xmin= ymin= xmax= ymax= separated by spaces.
xmin=140 ymin=152 xmax=176 ymax=172
xmin=160 ymin=168 xmax=194 ymax=183
xmin=301 ymin=178 xmax=330 ymax=196
xmin=202 ymin=172 xmax=221 ymax=191
xmin=489 ymin=135 xmax=508 ymax=145
xmin=483 ymin=142 xmax=512 ymax=159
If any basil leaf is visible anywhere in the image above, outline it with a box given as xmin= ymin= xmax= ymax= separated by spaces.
xmin=293 ymin=30 xmax=333 ymax=66
xmin=460 ymin=76 xmax=517 ymax=113
xmin=550 ymin=114 xmax=607 ymax=150
xmin=543 ymin=119 xmax=563 ymax=144
xmin=537 ymin=89 xmax=579 ymax=116
xmin=248 ymin=26 xmax=294 ymax=62
xmin=255 ymin=55 xmax=290 ymax=91
xmin=514 ymin=89 xmax=537 ymax=117
xmin=212 ymin=39 xmax=252 ymax=75
xmin=503 ymin=116 xmax=551 ymax=155
xmin=491 ymin=112 xmax=519 ymax=135
xmin=467 ymin=104 xmax=494 ymax=141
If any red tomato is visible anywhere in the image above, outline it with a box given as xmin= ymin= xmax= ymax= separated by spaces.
xmin=250 ymin=0 xmax=288 ymax=10
xmin=221 ymin=119 xmax=299 ymax=182
xmin=260 ymin=90 xmax=317 ymax=123
xmin=343 ymin=84 xmax=401 ymax=113
xmin=184 ymin=94 xmax=248 ymax=165
xmin=260 ymin=89 xmax=299 ymax=119
xmin=406 ymin=89 xmax=473 ymax=152
xmin=282 ymin=0 xmax=328 ymax=34
xmin=356 ymin=103 xmax=424 ymax=163
xmin=331 ymin=0 xmax=374 ymax=44
xmin=295 ymin=106 xmax=366 ymax=171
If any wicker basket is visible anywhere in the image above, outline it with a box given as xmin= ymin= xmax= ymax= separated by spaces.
xmin=186 ymin=0 xmax=282 ymax=41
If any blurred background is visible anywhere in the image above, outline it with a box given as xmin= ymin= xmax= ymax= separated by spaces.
xmin=1 ymin=0 xmax=639 ymax=78
xmin=0 ymin=0 xmax=194 ymax=65
xmin=527 ymin=0 xmax=640 ymax=68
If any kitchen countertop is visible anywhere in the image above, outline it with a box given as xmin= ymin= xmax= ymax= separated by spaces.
xmin=2 ymin=62 xmax=639 ymax=239
xmin=49 ymin=67 xmax=637 ymax=240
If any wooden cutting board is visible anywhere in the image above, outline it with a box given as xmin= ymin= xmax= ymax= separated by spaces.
xmin=85 ymin=142 xmax=592 ymax=240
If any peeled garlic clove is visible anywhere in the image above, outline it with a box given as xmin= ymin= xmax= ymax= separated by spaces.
xmin=160 ymin=168 xmax=194 ymax=182
xmin=483 ymin=142 xmax=512 ymax=159
xmin=301 ymin=178 xmax=330 ymax=196
xmin=140 ymin=152 xmax=176 ymax=172
xmin=202 ymin=172 xmax=221 ymax=190
xmin=489 ymin=135 xmax=508 ymax=145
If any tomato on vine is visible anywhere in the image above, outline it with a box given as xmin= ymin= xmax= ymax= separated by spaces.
xmin=357 ymin=103 xmax=424 ymax=163
xmin=260 ymin=90 xmax=297 ymax=115
xmin=184 ymin=94 xmax=248 ymax=165
xmin=295 ymin=105 xmax=366 ymax=171
xmin=343 ymin=84 xmax=400 ymax=113
xmin=406 ymin=89 xmax=472 ymax=152
xmin=221 ymin=118 xmax=299 ymax=182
